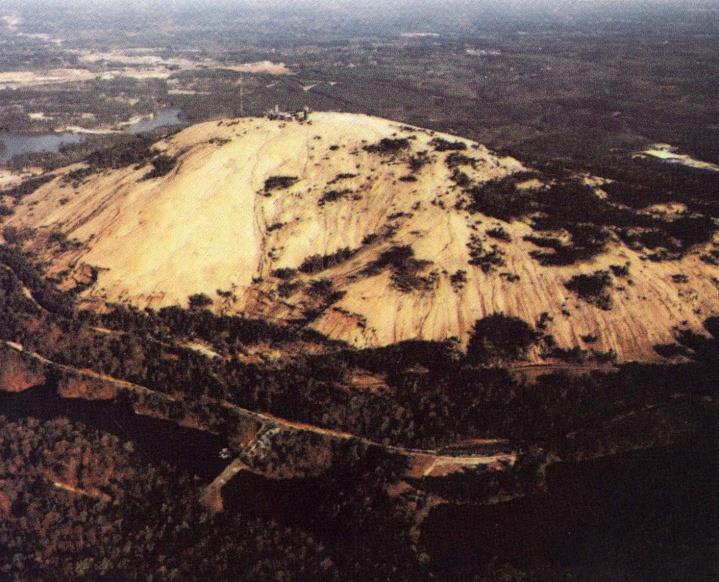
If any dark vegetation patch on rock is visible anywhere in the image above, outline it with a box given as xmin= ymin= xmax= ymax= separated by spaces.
xmin=318 ymin=188 xmax=355 ymax=206
xmin=445 ymin=152 xmax=476 ymax=169
xmin=450 ymin=169 xmax=472 ymax=188
xmin=486 ymin=226 xmax=512 ymax=242
xmin=467 ymin=314 xmax=539 ymax=364
xmin=699 ymin=248 xmax=719 ymax=266
xmin=361 ymin=245 xmax=436 ymax=292
xmin=47 ymin=230 xmax=82 ymax=253
xmin=299 ymin=247 xmax=359 ymax=274
xmin=565 ymin=270 xmax=613 ymax=310
xmin=467 ymin=235 xmax=506 ymax=273
xmin=654 ymin=316 xmax=719 ymax=362
xmin=141 ymin=154 xmax=177 ymax=181
xmin=524 ymin=225 xmax=610 ymax=266
xmin=302 ymin=279 xmax=346 ymax=322
xmin=264 ymin=176 xmax=298 ymax=192
xmin=267 ymin=222 xmax=285 ymax=233
xmin=2 ymin=174 xmax=55 ymax=202
xmin=278 ymin=280 xmax=304 ymax=298
xmin=363 ymin=138 xmax=411 ymax=155
xmin=450 ymin=270 xmax=467 ymax=291
xmin=610 ymin=263 xmax=630 ymax=277
xmin=327 ymin=172 xmax=357 ymax=185
xmin=361 ymin=233 xmax=380 ymax=246
xmin=270 ymin=267 xmax=298 ymax=281
xmin=459 ymin=172 xmax=539 ymax=220
xmin=458 ymin=167 xmax=719 ymax=265
xmin=408 ymin=152 xmax=430 ymax=172
xmin=430 ymin=138 xmax=467 ymax=152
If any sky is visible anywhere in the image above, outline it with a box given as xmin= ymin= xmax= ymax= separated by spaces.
xmin=4 ymin=0 xmax=717 ymax=29
xmin=5 ymin=0 xmax=713 ymax=8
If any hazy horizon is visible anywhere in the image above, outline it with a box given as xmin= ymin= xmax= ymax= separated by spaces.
xmin=4 ymin=0 xmax=718 ymax=12
xmin=5 ymin=0 xmax=718 ymax=34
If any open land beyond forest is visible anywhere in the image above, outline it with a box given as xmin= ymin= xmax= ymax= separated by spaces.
xmin=0 ymin=3 xmax=717 ymax=581
xmin=0 ymin=4 xmax=717 ymax=171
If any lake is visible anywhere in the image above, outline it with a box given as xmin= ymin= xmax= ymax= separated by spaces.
xmin=0 ymin=383 xmax=228 ymax=480
xmin=0 ymin=108 xmax=184 ymax=164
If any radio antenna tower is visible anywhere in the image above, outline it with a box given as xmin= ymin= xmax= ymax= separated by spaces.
xmin=239 ymin=78 xmax=245 ymax=117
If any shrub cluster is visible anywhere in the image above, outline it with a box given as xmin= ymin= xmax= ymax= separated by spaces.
xmin=318 ymin=189 xmax=354 ymax=206
xmin=564 ymin=270 xmax=613 ymax=310
xmin=363 ymin=138 xmax=411 ymax=155
xmin=467 ymin=235 xmax=506 ymax=273
xmin=2 ymin=174 xmax=55 ymax=201
xmin=264 ymin=176 xmax=298 ymax=192
xmin=299 ymin=247 xmax=359 ymax=274
xmin=430 ymin=138 xmax=467 ymax=152
xmin=362 ymin=246 xmax=436 ymax=292
xmin=466 ymin=314 xmax=539 ymax=364
xmin=141 ymin=154 xmax=177 ymax=180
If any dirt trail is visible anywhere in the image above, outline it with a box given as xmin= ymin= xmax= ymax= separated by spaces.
xmin=51 ymin=480 xmax=111 ymax=502
xmin=200 ymin=458 xmax=253 ymax=512
xmin=2 ymin=341 xmax=516 ymax=471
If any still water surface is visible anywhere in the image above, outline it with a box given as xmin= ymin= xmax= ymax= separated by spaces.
xmin=0 ymin=108 xmax=183 ymax=164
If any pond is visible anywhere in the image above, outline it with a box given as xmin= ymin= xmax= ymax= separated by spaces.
xmin=0 ymin=132 xmax=87 ymax=164
xmin=127 ymin=108 xmax=183 ymax=134
xmin=0 ymin=108 xmax=184 ymax=164
xmin=0 ymin=384 xmax=228 ymax=480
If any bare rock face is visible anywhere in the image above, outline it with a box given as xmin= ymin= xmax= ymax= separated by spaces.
xmin=5 ymin=112 xmax=719 ymax=362
xmin=0 ymin=346 xmax=45 ymax=392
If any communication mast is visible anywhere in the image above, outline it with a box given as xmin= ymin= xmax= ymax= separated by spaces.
xmin=239 ymin=78 xmax=245 ymax=117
